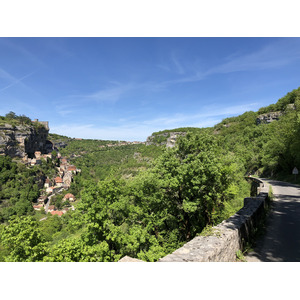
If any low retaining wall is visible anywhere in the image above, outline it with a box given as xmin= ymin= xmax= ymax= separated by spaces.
xmin=119 ymin=178 xmax=270 ymax=262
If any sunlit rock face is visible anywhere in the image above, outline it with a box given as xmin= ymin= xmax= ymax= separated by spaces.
xmin=0 ymin=123 xmax=49 ymax=158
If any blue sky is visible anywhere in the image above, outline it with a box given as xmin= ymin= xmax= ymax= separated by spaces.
xmin=1 ymin=37 xmax=300 ymax=141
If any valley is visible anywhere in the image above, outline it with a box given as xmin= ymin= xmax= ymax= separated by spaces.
xmin=1 ymin=86 xmax=300 ymax=261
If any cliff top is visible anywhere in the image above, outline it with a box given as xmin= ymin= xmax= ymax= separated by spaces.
xmin=0 ymin=112 xmax=48 ymax=130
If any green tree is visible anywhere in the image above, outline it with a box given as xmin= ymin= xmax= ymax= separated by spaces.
xmin=148 ymin=133 xmax=240 ymax=240
xmin=44 ymin=238 xmax=112 ymax=262
xmin=0 ymin=216 xmax=48 ymax=261
xmin=5 ymin=111 xmax=17 ymax=119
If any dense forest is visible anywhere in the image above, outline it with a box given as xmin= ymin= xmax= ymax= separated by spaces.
xmin=1 ymin=87 xmax=300 ymax=261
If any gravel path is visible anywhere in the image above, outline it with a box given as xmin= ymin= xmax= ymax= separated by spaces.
xmin=246 ymin=179 xmax=300 ymax=262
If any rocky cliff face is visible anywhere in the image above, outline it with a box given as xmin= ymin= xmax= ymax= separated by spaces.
xmin=256 ymin=111 xmax=283 ymax=125
xmin=146 ymin=131 xmax=187 ymax=148
xmin=0 ymin=123 xmax=49 ymax=158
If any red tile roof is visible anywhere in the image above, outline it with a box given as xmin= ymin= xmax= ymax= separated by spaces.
xmin=50 ymin=211 xmax=64 ymax=216
xmin=67 ymin=166 xmax=76 ymax=171
xmin=55 ymin=177 xmax=63 ymax=183
xmin=64 ymin=193 xmax=75 ymax=199
xmin=33 ymin=204 xmax=43 ymax=208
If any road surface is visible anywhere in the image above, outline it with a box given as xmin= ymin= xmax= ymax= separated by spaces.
xmin=45 ymin=194 xmax=54 ymax=214
xmin=246 ymin=179 xmax=300 ymax=262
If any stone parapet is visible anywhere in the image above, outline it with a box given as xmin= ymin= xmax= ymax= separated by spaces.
xmin=118 ymin=255 xmax=144 ymax=262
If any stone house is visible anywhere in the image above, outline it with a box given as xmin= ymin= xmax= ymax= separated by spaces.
xmin=33 ymin=204 xmax=44 ymax=210
xmin=44 ymin=178 xmax=52 ymax=188
xmin=46 ymin=186 xmax=60 ymax=194
xmin=46 ymin=187 xmax=53 ymax=194
xmin=61 ymin=158 xmax=68 ymax=165
xmin=63 ymin=193 xmax=76 ymax=202
xmin=55 ymin=176 xmax=63 ymax=187
xmin=63 ymin=172 xmax=72 ymax=187
xmin=38 ymin=195 xmax=48 ymax=204
xmin=31 ymin=158 xmax=41 ymax=166
xmin=67 ymin=165 xmax=77 ymax=173
xmin=48 ymin=205 xmax=55 ymax=212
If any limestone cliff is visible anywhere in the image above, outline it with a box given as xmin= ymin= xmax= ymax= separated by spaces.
xmin=146 ymin=131 xmax=187 ymax=148
xmin=256 ymin=111 xmax=283 ymax=125
xmin=0 ymin=123 xmax=49 ymax=158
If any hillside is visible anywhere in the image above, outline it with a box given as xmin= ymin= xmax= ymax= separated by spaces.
xmin=148 ymin=86 xmax=300 ymax=178
xmin=146 ymin=127 xmax=211 ymax=147
xmin=1 ymin=86 xmax=300 ymax=262
xmin=48 ymin=134 xmax=164 ymax=182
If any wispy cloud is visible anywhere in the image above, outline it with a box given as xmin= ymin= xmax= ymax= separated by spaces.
xmin=0 ymin=69 xmax=35 ymax=92
xmin=158 ymin=39 xmax=300 ymax=87
xmin=65 ymin=82 xmax=137 ymax=104
xmin=0 ymin=38 xmax=46 ymax=68
xmin=55 ymin=39 xmax=300 ymax=108
xmin=140 ymin=102 xmax=260 ymax=128
xmin=50 ymin=102 xmax=261 ymax=141
xmin=171 ymin=52 xmax=185 ymax=75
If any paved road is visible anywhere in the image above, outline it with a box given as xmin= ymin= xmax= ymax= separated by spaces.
xmin=45 ymin=194 xmax=54 ymax=214
xmin=246 ymin=179 xmax=300 ymax=262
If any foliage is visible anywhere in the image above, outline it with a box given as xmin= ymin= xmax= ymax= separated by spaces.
xmin=152 ymin=127 xmax=206 ymax=136
xmin=0 ymin=216 xmax=48 ymax=262
xmin=149 ymin=127 xmax=211 ymax=145
xmin=59 ymin=141 xmax=164 ymax=183
xmin=0 ymin=156 xmax=38 ymax=222
xmin=0 ymin=155 xmax=58 ymax=223
xmin=213 ymin=87 xmax=300 ymax=178
xmin=0 ymin=111 xmax=32 ymax=126
xmin=44 ymin=238 xmax=112 ymax=262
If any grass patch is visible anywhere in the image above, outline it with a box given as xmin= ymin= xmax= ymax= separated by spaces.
xmin=268 ymin=185 xmax=274 ymax=201
xmin=198 ymin=225 xmax=221 ymax=237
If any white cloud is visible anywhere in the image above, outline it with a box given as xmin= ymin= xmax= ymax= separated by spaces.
xmin=66 ymin=82 xmax=136 ymax=104
xmin=50 ymin=102 xmax=261 ymax=141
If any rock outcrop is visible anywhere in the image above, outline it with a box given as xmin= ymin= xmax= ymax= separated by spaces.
xmin=256 ymin=111 xmax=282 ymax=125
xmin=0 ymin=123 xmax=49 ymax=158
xmin=146 ymin=131 xmax=187 ymax=148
